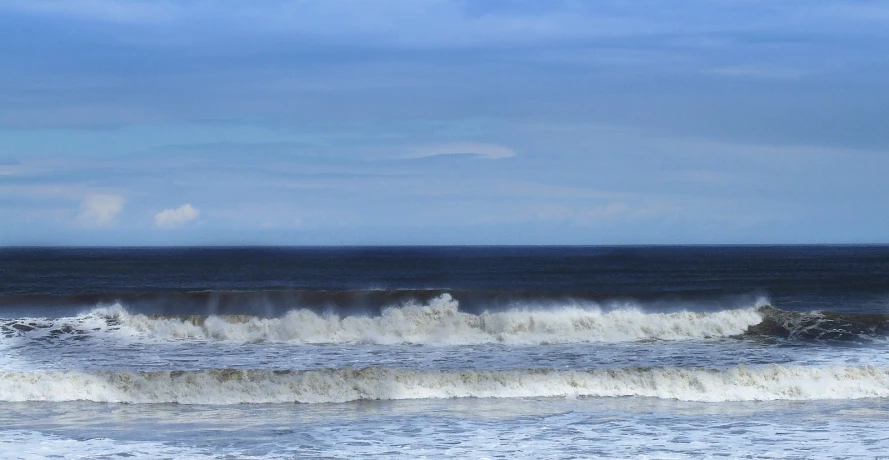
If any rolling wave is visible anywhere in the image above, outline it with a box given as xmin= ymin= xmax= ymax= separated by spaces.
xmin=2 ymin=294 xmax=765 ymax=345
xmin=0 ymin=288 xmax=766 ymax=316
xmin=3 ymin=294 xmax=887 ymax=345
xmin=1 ymin=365 xmax=887 ymax=404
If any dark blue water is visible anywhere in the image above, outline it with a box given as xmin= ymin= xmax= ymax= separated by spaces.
xmin=2 ymin=246 xmax=889 ymax=315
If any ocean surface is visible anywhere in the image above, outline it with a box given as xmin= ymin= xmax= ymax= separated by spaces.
xmin=2 ymin=246 xmax=889 ymax=459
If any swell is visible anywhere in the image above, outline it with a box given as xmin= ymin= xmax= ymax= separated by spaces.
xmin=0 ymin=365 xmax=887 ymax=404
xmin=1 ymin=294 xmax=766 ymax=345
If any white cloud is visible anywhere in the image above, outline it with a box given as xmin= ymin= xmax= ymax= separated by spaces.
xmin=76 ymin=194 xmax=125 ymax=227
xmin=406 ymin=143 xmax=516 ymax=160
xmin=154 ymin=203 xmax=200 ymax=229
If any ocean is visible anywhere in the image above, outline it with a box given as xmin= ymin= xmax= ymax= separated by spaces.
xmin=1 ymin=246 xmax=889 ymax=459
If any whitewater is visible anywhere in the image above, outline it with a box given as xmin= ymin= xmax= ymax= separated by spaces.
xmin=3 ymin=365 xmax=889 ymax=405
xmin=3 ymin=294 xmax=768 ymax=345
xmin=3 ymin=294 xmax=889 ymax=407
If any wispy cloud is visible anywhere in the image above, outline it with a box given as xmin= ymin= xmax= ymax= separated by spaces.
xmin=2 ymin=0 xmax=823 ymax=48
xmin=0 ymin=0 xmax=659 ymax=45
xmin=405 ymin=143 xmax=516 ymax=160
xmin=75 ymin=194 xmax=125 ymax=228
xmin=154 ymin=204 xmax=200 ymax=229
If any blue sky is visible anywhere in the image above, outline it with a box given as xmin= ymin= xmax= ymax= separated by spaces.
xmin=1 ymin=0 xmax=888 ymax=245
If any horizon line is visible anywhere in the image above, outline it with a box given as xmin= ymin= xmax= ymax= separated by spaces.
xmin=3 ymin=243 xmax=889 ymax=249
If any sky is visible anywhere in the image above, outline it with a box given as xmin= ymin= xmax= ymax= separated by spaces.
xmin=1 ymin=0 xmax=888 ymax=245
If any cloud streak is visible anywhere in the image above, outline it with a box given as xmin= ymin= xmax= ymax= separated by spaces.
xmin=405 ymin=143 xmax=516 ymax=160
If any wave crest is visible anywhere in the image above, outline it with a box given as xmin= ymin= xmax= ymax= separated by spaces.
xmin=98 ymin=294 xmax=765 ymax=344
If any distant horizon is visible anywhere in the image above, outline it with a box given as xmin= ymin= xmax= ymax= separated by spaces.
xmin=4 ymin=243 xmax=889 ymax=249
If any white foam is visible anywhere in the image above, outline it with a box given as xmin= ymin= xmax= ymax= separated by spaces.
xmin=1 ymin=365 xmax=887 ymax=404
xmin=99 ymin=294 xmax=766 ymax=345
xmin=0 ymin=430 xmax=216 ymax=460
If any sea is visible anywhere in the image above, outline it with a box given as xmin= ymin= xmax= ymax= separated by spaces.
xmin=1 ymin=246 xmax=889 ymax=459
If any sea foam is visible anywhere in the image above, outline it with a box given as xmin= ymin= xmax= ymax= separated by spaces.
xmin=1 ymin=365 xmax=887 ymax=404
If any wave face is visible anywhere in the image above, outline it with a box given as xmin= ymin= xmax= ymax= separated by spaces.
xmin=2 ymin=294 xmax=767 ymax=345
xmin=1 ymin=365 xmax=887 ymax=404
xmin=749 ymin=306 xmax=889 ymax=342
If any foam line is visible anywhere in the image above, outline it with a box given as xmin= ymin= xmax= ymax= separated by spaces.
xmin=1 ymin=365 xmax=887 ymax=404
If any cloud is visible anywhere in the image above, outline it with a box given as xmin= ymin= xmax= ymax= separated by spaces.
xmin=76 ymin=194 xmax=125 ymax=227
xmin=406 ymin=143 xmax=516 ymax=160
xmin=154 ymin=203 xmax=200 ymax=228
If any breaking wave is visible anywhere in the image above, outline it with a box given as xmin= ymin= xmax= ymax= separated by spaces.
xmin=5 ymin=294 xmax=887 ymax=345
xmin=2 ymin=294 xmax=766 ymax=345
xmin=1 ymin=365 xmax=887 ymax=404
xmin=0 ymin=289 xmax=766 ymax=316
